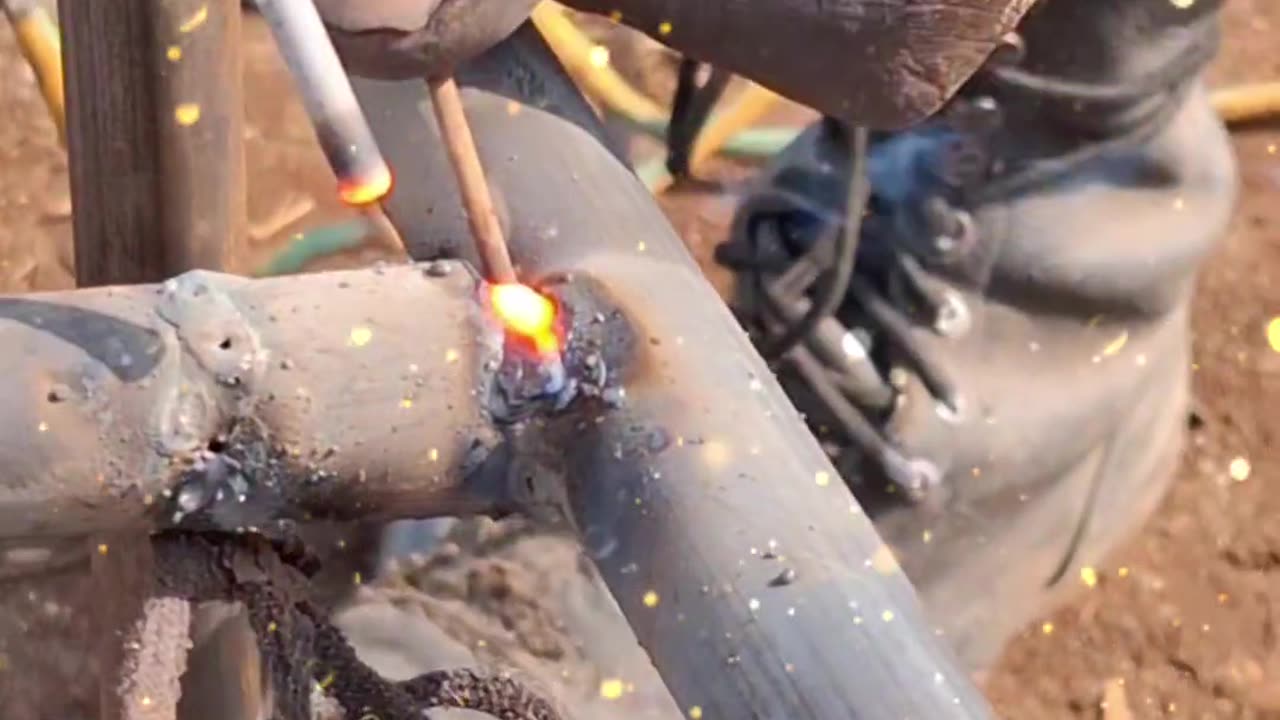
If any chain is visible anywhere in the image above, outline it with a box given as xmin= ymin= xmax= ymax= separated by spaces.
xmin=149 ymin=531 xmax=562 ymax=720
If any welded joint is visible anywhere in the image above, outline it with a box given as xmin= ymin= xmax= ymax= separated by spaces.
xmin=144 ymin=271 xmax=290 ymax=533
xmin=148 ymin=270 xmax=266 ymax=465
xmin=156 ymin=271 xmax=267 ymax=393
xmin=150 ymin=262 xmax=513 ymax=535
xmin=135 ymin=264 xmax=641 ymax=536
xmin=490 ymin=272 xmax=640 ymax=526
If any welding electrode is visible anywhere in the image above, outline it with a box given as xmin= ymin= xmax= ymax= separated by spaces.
xmin=428 ymin=77 xmax=564 ymax=388
xmin=427 ymin=76 xmax=518 ymax=285
xmin=254 ymin=0 xmax=406 ymax=255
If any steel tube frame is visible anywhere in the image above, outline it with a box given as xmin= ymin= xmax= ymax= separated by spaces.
xmin=0 ymin=241 xmax=995 ymax=719
xmin=57 ymin=1 xmax=251 ymax=718
xmin=353 ymin=25 xmax=994 ymax=719
xmin=8 ymin=7 xmax=997 ymax=719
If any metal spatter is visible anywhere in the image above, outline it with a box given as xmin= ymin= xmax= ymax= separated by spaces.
xmin=483 ymin=274 xmax=634 ymax=425
xmin=160 ymin=416 xmax=294 ymax=535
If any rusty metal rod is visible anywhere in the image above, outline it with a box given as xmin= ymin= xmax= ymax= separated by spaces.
xmin=0 ymin=262 xmax=508 ymax=540
xmin=428 ymin=76 xmax=518 ymax=284
xmin=351 ymin=25 xmax=993 ymax=719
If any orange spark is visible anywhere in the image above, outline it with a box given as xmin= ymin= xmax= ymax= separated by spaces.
xmin=338 ymin=164 xmax=393 ymax=207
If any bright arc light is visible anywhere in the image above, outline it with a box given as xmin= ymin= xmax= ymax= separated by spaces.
xmin=338 ymin=164 xmax=393 ymax=207
xmin=490 ymin=283 xmax=560 ymax=354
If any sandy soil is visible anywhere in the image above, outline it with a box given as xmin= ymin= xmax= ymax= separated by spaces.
xmin=0 ymin=2 xmax=1278 ymax=719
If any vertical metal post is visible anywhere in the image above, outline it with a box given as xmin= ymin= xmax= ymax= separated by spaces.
xmin=59 ymin=0 xmax=246 ymax=285
xmin=57 ymin=0 xmax=250 ymax=717
xmin=150 ymin=0 xmax=249 ymax=274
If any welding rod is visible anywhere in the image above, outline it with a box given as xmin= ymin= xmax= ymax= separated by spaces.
xmin=427 ymin=76 xmax=518 ymax=285
xmin=254 ymin=0 xmax=407 ymax=257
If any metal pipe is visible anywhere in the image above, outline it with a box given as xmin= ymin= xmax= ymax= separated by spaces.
xmin=59 ymin=0 xmax=248 ymax=283
xmin=58 ymin=2 xmax=252 ymax=717
xmin=0 ymin=262 xmax=508 ymax=540
xmin=352 ymin=25 xmax=993 ymax=719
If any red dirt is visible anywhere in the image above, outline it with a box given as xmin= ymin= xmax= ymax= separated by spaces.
xmin=0 ymin=3 xmax=1278 ymax=719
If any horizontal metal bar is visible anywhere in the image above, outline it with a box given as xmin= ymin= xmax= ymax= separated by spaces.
xmin=0 ymin=261 xmax=507 ymax=540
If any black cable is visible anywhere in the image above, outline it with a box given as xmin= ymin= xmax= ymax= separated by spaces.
xmin=759 ymin=125 xmax=868 ymax=361
xmin=666 ymin=58 xmax=733 ymax=178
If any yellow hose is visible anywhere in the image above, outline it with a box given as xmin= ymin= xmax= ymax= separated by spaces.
xmin=534 ymin=2 xmax=1280 ymax=189
xmin=1211 ymin=82 xmax=1280 ymax=125
xmin=4 ymin=1 xmax=65 ymax=144
xmin=531 ymin=1 xmax=784 ymax=191
xmin=530 ymin=2 xmax=667 ymax=123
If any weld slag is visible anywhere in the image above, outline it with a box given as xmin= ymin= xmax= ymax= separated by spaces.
xmin=487 ymin=286 xmax=620 ymax=423
xmin=493 ymin=341 xmax=571 ymax=417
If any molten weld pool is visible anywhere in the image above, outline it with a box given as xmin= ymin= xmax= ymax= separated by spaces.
xmin=485 ymin=282 xmax=570 ymax=415
xmin=489 ymin=283 xmax=562 ymax=356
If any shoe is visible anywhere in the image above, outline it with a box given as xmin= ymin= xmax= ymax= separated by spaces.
xmin=717 ymin=0 xmax=1237 ymax=670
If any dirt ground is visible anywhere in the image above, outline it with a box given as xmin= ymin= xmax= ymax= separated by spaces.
xmin=1 ymin=2 xmax=1278 ymax=719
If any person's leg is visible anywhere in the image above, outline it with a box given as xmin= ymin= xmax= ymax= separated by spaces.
xmin=718 ymin=0 xmax=1236 ymax=669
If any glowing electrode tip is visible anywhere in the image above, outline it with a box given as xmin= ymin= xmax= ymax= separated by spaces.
xmin=490 ymin=283 xmax=560 ymax=354
xmin=338 ymin=165 xmax=394 ymax=207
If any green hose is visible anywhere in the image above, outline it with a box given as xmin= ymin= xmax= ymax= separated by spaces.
xmin=259 ymin=120 xmax=799 ymax=273
xmin=630 ymin=117 xmax=799 ymax=158
xmin=255 ymin=217 xmax=370 ymax=277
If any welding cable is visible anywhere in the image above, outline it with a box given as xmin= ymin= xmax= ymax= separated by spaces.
xmin=530 ymin=1 xmax=666 ymax=121
xmin=758 ymin=125 xmax=869 ymax=362
xmin=665 ymin=58 xmax=734 ymax=178
xmin=529 ymin=4 xmax=790 ymax=176
xmin=642 ymin=81 xmax=786 ymax=192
